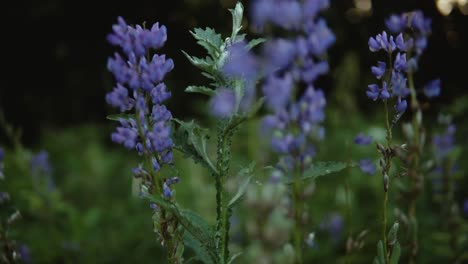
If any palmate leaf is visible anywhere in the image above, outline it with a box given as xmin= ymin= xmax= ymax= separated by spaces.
xmin=172 ymin=119 xmax=218 ymax=174
xmin=149 ymin=196 xmax=218 ymax=264
xmin=190 ymin=27 xmax=223 ymax=59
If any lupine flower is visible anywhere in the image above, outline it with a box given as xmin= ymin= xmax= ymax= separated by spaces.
xmin=423 ymin=79 xmax=441 ymax=98
xmin=31 ymin=151 xmax=53 ymax=176
xmin=359 ymin=158 xmax=376 ymax=175
xmin=320 ymin=213 xmax=344 ymax=240
xmin=19 ymin=244 xmax=32 ymax=264
xmin=210 ymin=88 xmax=237 ymax=118
xmin=371 ymin=62 xmax=386 ymax=79
xmin=106 ymin=17 xmax=177 ymax=195
xmin=162 ymin=177 xmax=180 ymax=198
xmin=354 ymin=133 xmax=372 ymax=145
xmin=432 ymin=124 xmax=456 ymax=161
xmin=396 ymin=98 xmax=408 ymax=113
xmin=385 ymin=14 xmax=408 ymax=34
xmin=253 ymin=0 xmax=333 ymax=173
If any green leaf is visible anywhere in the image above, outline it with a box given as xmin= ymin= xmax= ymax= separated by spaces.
xmin=246 ymin=38 xmax=266 ymax=50
xmin=299 ymin=161 xmax=353 ymax=182
xmin=228 ymin=162 xmax=255 ymax=208
xmin=377 ymin=240 xmax=385 ymax=264
xmin=172 ymin=119 xmax=218 ymax=174
xmin=149 ymin=196 xmax=218 ymax=264
xmin=387 ymin=222 xmax=399 ymax=246
xmin=182 ymin=51 xmax=214 ymax=72
xmin=227 ymin=252 xmax=242 ymax=264
xmin=190 ymin=27 xmax=223 ymax=59
xmin=185 ymin=85 xmax=216 ymax=96
xmin=389 ymin=241 xmax=401 ymax=264
xmin=106 ymin=114 xmax=134 ymax=121
xmin=229 ymin=2 xmax=244 ymax=40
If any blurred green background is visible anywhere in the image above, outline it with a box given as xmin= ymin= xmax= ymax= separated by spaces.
xmin=1 ymin=0 xmax=468 ymax=263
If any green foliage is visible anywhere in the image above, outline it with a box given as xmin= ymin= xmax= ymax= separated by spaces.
xmin=172 ymin=118 xmax=217 ymax=174
xmin=185 ymin=85 xmax=216 ymax=96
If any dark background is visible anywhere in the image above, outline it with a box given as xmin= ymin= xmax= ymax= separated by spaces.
xmin=2 ymin=0 xmax=468 ymax=145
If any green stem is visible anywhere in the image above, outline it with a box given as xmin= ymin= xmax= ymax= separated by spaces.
xmin=216 ymin=121 xmax=234 ymax=264
xmin=293 ymin=162 xmax=303 ymax=264
xmin=382 ymin=101 xmax=391 ymax=264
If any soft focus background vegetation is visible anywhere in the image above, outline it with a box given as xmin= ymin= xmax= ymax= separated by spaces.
xmin=1 ymin=0 xmax=468 ymax=263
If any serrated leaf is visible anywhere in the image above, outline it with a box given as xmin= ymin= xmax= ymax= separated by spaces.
xmin=227 ymin=252 xmax=242 ymax=264
xmin=172 ymin=119 xmax=218 ymax=174
xmin=246 ymin=38 xmax=266 ymax=50
xmin=185 ymin=86 xmax=216 ymax=96
xmin=299 ymin=161 xmax=352 ymax=182
xmin=191 ymin=27 xmax=223 ymax=59
xmin=106 ymin=114 xmax=134 ymax=121
xmin=389 ymin=241 xmax=401 ymax=264
xmin=229 ymin=2 xmax=244 ymax=40
xmin=228 ymin=162 xmax=255 ymax=208
xmin=182 ymin=51 xmax=214 ymax=72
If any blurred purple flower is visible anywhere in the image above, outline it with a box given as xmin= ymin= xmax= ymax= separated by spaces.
xmin=423 ymin=79 xmax=441 ymax=98
xmin=354 ymin=133 xmax=372 ymax=145
xmin=210 ymin=88 xmax=237 ymax=118
xmin=359 ymin=158 xmax=376 ymax=175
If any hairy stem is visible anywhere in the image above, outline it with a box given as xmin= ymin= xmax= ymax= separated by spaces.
xmin=382 ymin=101 xmax=392 ymax=264
xmin=216 ymin=121 xmax=234 ymax=263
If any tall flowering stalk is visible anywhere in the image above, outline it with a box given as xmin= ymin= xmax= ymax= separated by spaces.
xmin=251 ymin=0 xmax=334 ymax=262
xmin=367 ymin=10 xmax=441 ymax=264
xmin=105 ymin=18 xmax=183 ymax=263
xmin=383 ymin=11 xmax=440 ymax=263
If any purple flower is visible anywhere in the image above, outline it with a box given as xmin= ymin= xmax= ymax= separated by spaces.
xmin=433 ymin=124 xmax=456 ymax=160
xmin=262 ymin=74 xmax=294 ymax=112
xmin=320 ymin=213 xmax=343 ymax=240
xmin=307 ymin=19 xmax=336 ymax=56
xmin=411 ymin=11 xmax=431 ymax=35
xmin=371 ymin=61 xmax=386 ymax=79
xmin=354 ymin=133 xmax=372 ymax=145
xmin=423 ymin=79 xmax=441 ymax=98
xmin=210 ymin=88 xmax=236 ymax=118
xmin=106 ymin=17 xmax=175 ymax=175
xmin=359 ymin=158 xmax=376 ymax=175
xmin=394 ymin=53 xmax=408 ymax=72
xmin=162 ymin=177 xmax=180 ymax=198
xmin=391 ymin=72 xmax=410 ymax=97
xmin=223 ymin=41 xmax=258 ymax=81
xmin=395 ymin=33 xmax=408 ymax=51
xmin=19 ymin=244 xmax=32 ymax=264
xmin=380 ymin=82 xmax=390 ymax=100
xmin=396 ymin=98 xmax=407 ymax=113
xmin=366 ymin=84 xmax=380 ymax=101
xmin=106 ymin=84 xmax=135 ymax=111
xmin=385 ymin=14 xmax=408 ymax=34
xmin=31 ymin=151 xmax=53 ymax=176
xmin=262 ymin=38 xmax=296 ymax=75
